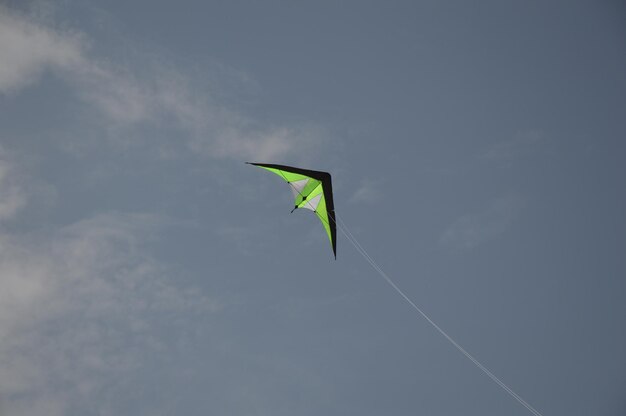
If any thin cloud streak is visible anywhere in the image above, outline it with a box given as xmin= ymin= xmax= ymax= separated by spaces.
xmin=349 ymin=179 xmax=383 ymax=204
xmin=0 ymin=6 xmax=317 ymax=161
xmin=440 ymin=194 xmax=525 ymax=249
xmin=481 ymin=130 xmax=545 ymax=161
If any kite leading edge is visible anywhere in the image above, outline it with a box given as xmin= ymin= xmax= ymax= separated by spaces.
xmin=247 ymin=162 xmax=337 ymax=258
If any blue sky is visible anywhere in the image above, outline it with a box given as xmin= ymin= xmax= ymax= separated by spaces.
xmin=0 ymin=1 xmax=625 ymax=415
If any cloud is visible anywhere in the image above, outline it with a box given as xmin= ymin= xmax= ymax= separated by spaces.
xmin=0 ymin=154 xmax=217 ymax=415
xmin=0 ymin=6 xmax=312 ymax=161
xmin=0 ymin=214 xmax=217 ymax=415
xmin=0 ymin=8 xmax=83 ymax=93
xmin=0 ymin=6 xmax=151 ymax=125
xmin=0 ymin=148 xmax=26 ymax=220
xmin=440 ymin=194 xmax=524 ymax=249
xmin=349 ymin=179 xmax=382 ymax=204
xmin=481 ymin=130 xmax=545 ymax=161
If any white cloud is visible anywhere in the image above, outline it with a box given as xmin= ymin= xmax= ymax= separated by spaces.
xmin=0 ymin=214 xmax=217 ymax=414
xmin=0 ymin=155 xmax=217 ymax=415
xmin=0 ymin=6 xmax=315 ymax=161
xmin=440 ymin=194 xmax=524 ymax=249
xmin=0 ymin=8 xmax=83 ymax=93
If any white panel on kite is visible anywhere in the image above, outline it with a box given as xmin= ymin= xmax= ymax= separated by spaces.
xmin=289 ymin=179 xmax=309 ymax=198
xmin=301 ymin=193 xmax=322 ymax=212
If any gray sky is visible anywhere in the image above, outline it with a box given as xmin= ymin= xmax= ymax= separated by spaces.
xmin=1 ymin=1 xmax=625 ymax=415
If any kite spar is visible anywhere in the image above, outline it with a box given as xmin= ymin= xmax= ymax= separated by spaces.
xmin=248 ymin=162 xmax=544 ymax=416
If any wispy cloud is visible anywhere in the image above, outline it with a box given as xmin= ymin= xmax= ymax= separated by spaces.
xmin=440 ymin=194 xmax=525 ymax=249
xmin=0 ymin=153 xmax=217 ymax=415
xmin=0 ymin=8 xmax=83 ymax=94
xmin=0 ymin=6 xmax=316 ymax=161
xmin=349 ymin=179 xmax=383 ymax=204
xmin=0 ymin=148 xmax=26 ymax=220
xmin=481 ymin=130 xmax=545 ymax=161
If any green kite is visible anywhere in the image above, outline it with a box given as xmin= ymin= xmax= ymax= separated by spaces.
xmin=247 ymin=162 xmax=337 ymax=258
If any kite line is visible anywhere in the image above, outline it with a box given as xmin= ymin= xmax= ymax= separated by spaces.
xmin=269 ymin=165 xmax=544 ymax=416
xmin=332 ymin=213 xmax=544 ymax=416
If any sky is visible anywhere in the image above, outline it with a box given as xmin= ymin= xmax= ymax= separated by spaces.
xmin=0 ymin=1 xmax=625 ymax=415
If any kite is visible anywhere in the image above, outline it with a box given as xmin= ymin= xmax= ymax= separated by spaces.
xmin=247 ymin=162 xmax=336 ymax=258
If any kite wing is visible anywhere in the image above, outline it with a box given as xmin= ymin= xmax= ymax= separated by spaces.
xmin=247 ymin=162 xmax=337 ymax=258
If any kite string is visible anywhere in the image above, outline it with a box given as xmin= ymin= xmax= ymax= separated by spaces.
xmin=333 ymin=214 xmax=544 ymax=416
xmin=274 ymin=170 xmax=543 ymax=416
